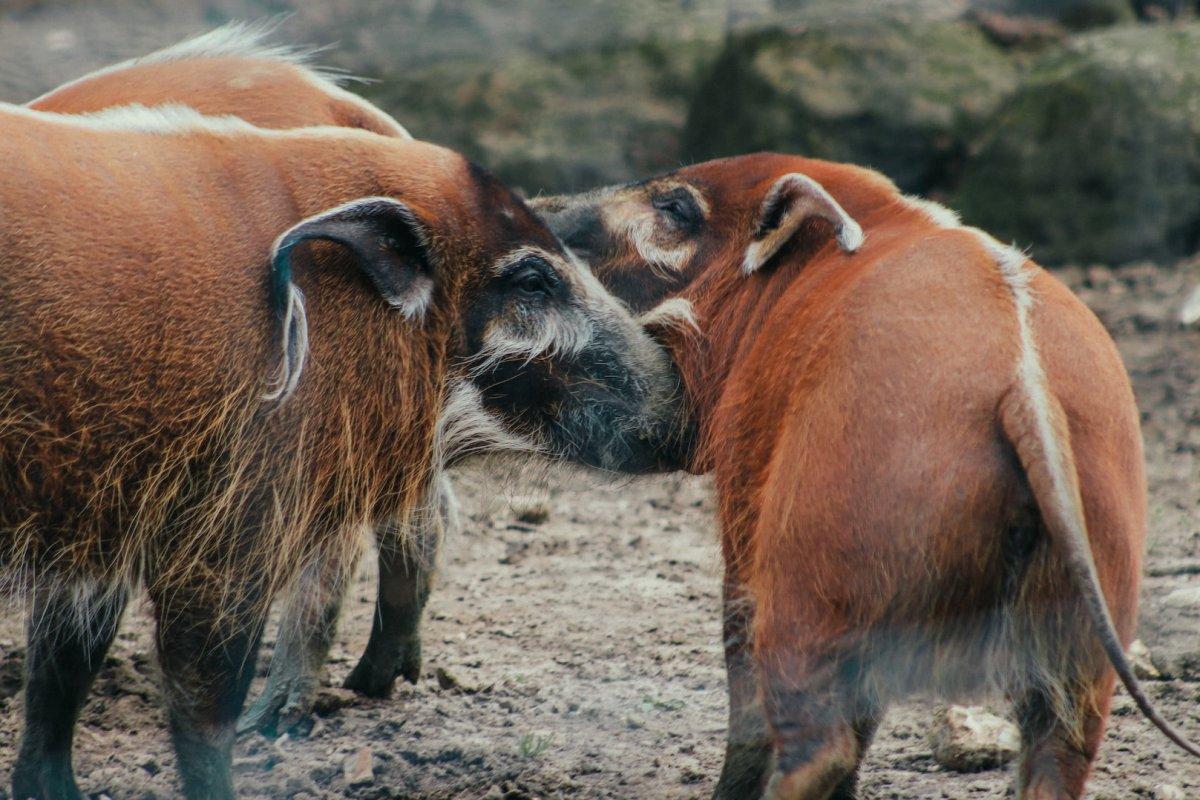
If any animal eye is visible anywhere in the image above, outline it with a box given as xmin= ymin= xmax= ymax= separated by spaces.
xmin=651 ymin=191 xmax=700 ymax=230
xmin=507 ymin=258 xmax=558 ymax=297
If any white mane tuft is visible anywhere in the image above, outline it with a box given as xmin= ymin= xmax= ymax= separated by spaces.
xmin=133 ymin=19 xmax=348 ymax=84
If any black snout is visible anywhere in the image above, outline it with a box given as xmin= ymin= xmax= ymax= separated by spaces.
xmin=473 ymin=353 xmax=693 ymax=475
xmin=541 ymin=204 xmax=607 ymax=257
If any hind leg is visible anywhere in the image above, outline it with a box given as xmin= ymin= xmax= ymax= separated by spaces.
xmin=12 ymin=582 xmax=127 ymax=800
xmin=713 ymin=577 xmax=772 ymax=800
xmin=152 ymin=583 xmax=265 ymax=800
xmin=828 ymin=714 xmax=881 ymax=800
xmin=1013 ymin=671 xmax=1114 ymax=800
xmin=760 ymin=653 xmax=880 ymax=800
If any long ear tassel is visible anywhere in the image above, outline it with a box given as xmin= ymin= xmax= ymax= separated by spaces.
xmin=263 ymin=235 xmax=310 ymax=403
xmin=262 ymin=283 xmax=308 ymax=402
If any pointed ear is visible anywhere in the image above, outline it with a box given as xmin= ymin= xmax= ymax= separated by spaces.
xmin=263 ymin=196 xmax=436 ymax=402
xmin=742 ymin=173 xmax=864 ymax=275
xmin=271 ymin=196 xmax=436 ymax=320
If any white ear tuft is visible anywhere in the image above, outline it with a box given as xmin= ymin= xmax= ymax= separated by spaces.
xmin=742 ymin=173 xmax=864 ymax=275
xmin=637 ymin=297 xmax=699 ymax=335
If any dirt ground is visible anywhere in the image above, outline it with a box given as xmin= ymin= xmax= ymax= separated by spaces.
xmin=1 ymin=260 xmax=1198 ymax=799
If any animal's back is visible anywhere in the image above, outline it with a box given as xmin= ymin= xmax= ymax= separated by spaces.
xmin=29 ymin=22 xmax=409 ymax=137
xmin=715 ymin=209 xmax=1143 ymax=701
xmin=0 ymin=108 xmax=288 ymax=401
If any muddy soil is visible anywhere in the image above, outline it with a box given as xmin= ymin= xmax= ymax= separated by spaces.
xmin=1 ymin=261 xmax=1198 ymax=799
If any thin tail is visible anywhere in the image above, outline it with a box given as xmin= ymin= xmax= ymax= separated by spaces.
xmin=999 ymin=382 xmax=1200 ymax=758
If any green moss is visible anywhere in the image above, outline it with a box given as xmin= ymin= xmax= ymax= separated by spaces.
xmin=361 ymin=38 xmax=715 ymax=194
xmin=954 ymin=24 xmax=1200 ymax=265
xmin=681 ymin=19 xmax=1018 ymax=192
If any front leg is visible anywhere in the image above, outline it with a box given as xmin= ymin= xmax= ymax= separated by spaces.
xmin=238 ymin=558 xmax=346 ymax=737
xmin=344 ymin=475 xmax=452 ymax=696
xmin=13 ymin=582 xmax=127 ymax=800
xmin=714 ymin=576 xmax=773 ymax=800
xmin=152 ymin=583 xmax=265 ymax=800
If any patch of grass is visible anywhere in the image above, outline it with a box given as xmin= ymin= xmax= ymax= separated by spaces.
xmin=640 ymin=694 xmax=686 ymax=713
xmin=518 ymin=732 xmax=554 ymax=759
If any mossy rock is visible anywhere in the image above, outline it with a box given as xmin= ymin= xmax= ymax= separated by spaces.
xmin=954 ymin=24 xmax=1200 ymax=265
xmin=680 ymin=19 xmax=1018 ymax=193
xmin=986 ymin=0 xmax=1136 ymax=30
xmin=359 ymin=38 xmax=716 ymax=195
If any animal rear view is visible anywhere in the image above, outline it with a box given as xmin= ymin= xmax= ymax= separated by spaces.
xmin=0 ymin=102 xmax=687 ymax=799
xmin=533 ymin=152 xmax=1199 ymax=798
xmin=25 ymin=21 xmax=461 ymax=734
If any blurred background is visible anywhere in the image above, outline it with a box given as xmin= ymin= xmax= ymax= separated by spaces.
xmin=1 ymin=0 xmax=1199 ymax=267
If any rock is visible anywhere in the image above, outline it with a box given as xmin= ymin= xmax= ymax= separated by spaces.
xmin=682 ymin=18 xmax=1018 ymax=193
xmin=232 ymin=754 xmax=275 ymax=774
xmin=1180 ymin=284 xmax=1200 ymax=326
xmin=1162 ymin=585 xmax=1200 ymax=609
xmin=1129 ymin=639 xmax=1162 ymax=680
xmin=342 ymin=746 xmax=374 ymax=786
xmin=972 ymin=10 xmax=1069 ymax=49
xmin=678 ymin=758 xmax=706 ymax=784
xmin=955 ymin=24 xmax=1200 ymax=265
xmin=363 ymin=38 xmax=714 ymax=194
xmin=434 ymin=666 xmax=488 ymax=694
xmin=1154 ymin=784 xmax=1187 ymax=800
xmin=1147 ymin=646 xmax=1200 ymax=680
xmin=312 ymin=687 xmax=357 ymax=716
xmin=930 ymin=704 xmax=1021 ymax=772
xmin=510 ymin=494 xmax=551 ymax=525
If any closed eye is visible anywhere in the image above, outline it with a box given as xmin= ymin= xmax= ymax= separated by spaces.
xmin=651 ymin=189 xmax=702 ymax=232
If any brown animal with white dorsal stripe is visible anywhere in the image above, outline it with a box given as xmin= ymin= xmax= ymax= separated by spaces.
xmin=0 ymin=102 xmax=686 ymax=800
xmin=533 ymin=153 xmax=1198 ymax=799
xmin=27 ymin=22 xmax=450 ymax=736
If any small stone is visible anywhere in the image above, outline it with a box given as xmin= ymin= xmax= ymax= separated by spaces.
xmin=510 ymin=495 xmax=550 ymax=525
xmin=930 ymin=705 xmax=1020 ymax=772
xmin=1161 ymin=586 xmax=1200 ymax=609
xmin=343 ymin=746 xmax=374 ymax=785
xmin=232 ymin=754 xmax=274 ymax=774
xmin=1129 ymin=640 xmax=1161 ymax=680
xmin=1180 ymin=284 xmax=1200 ymax=326
xmin=435 ymin=666 xmax=485 ymax=694
xmin=678 ymin=759 xmax=706 ymax=784
xmin=313 ymin=687 xmax=356 ymax=716
xmin=435 ymin=666 xmax=463 ymax=691
xmin=1153 ymin=784 xmax=1186 ymax=800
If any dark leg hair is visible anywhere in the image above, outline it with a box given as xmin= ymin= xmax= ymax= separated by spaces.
xmin=1014 ymin=672 xmax=1113 ymax=800
xmin=238 ymin=560 xmax=345 ymax=737
xmin=759 ymin=653 xmax=880 ymax=800
xmin=152 ymin=582 xmax=265 ymax=800
xmin=829 ymin=713 xmax=881 ymax=800
xmin=713 ymin=577 xmax=772 ymax=800
xmin=13 ymin=582 xmax=127 ymax=800
xmin=343 ymin=507 xmax=442 ymax=696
